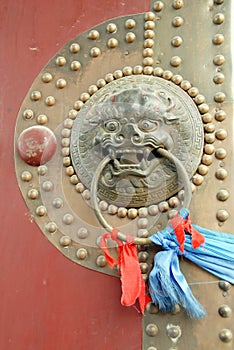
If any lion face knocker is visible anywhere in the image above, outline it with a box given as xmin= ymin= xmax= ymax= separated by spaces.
xmin=71 ymin=75 xmax=204 ymax=208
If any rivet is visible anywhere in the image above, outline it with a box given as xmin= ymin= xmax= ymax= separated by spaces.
xmin=213 ymin=54 xmax=225 ymax=66
xmin=145 ymin=21 xmax=155 ymax=30
xmin=219 ymin=281 xmax=231 ymax=291
xmin=158 ymin=201 xmax=169 ymax=212
xmin=70 ymin=175 xmax=78 ymax=185
xmin=148 ymin=205 xmax=159 ymax=216
xmin=217 ymin=189 xmax=229 ymax=201
xmin=143 ymin=66 xmax=153 ymax=75
xmin=215 ymin=148 xmax=227 ymax=159
xmin=138 ymin=218 xmax=148 ymax=229
xmin=214 ymin=0 xmax=224 ymax=3
xmin=106 ymin=23 xmax=117 ymax=33
xmin=76 ymin=248 xmax=88 ymax=260
xmin=80 ymin=92 xmax=90 ymax=102
xmin=145 ymin=12 xmax=156 ymax=21
xmin=90 ymin=47 xmax=101 ymax=57
xmin=96 ymin=255 xmax=107 ymax=267
xmin=61 ymin=128 xmax=71 ymax=138
xmin=216 ymin=128 xmax=227 ymax=140
xmin=173 ymin=0 xmax=184 ymax=9
xmin=36 ymin=205 xmax=47 ymax=216
xmin=178 ymin=190 xmax=185 ymax=201
xmin=172 ymin=16 xmax=184 ymax=27
xmin=96 ymin=78 xmax=106 ymax=88
xmin=216 ymin=209 xmax=229 ymax=222
xmin=117 ymin=207 xmax=128 ymax=218
xmin=63 ymin=156 xmax=71 ymax=167
xmin=153 ymin=1 xmax=164 ymax=11
xmin=76 ymin=183 xmax=84 ymax=195
xmin=61 ymin=138 xmax=70 ymax=147
xmin=66 ymin=166 xmax=74 ymax=176
xmin=27 ymin=189 xmax=39 ymax=199
xmin=138 ymin=207 xmax=148 ymax=218
xmin=63 ymin=213 xmax=74 ymax=225
xmin=171 ymin=304 xmax=181 ymax=315
xmin=125 ymin=32 xmax=136 ymax=43
xmin=144 ymin=38 xmax=154 ymax=48
xmin=143 ymin=48 xmax=154 ymax=57
xmin=219 ymin=305 xmax=232 ymax=318
xmin=42 ymin=180 xmax=53 ymax=192
xmin=192 ymin=174 xmax=204 ymax=186
xmin=205 ymin=133 xmax=215 ymax=144
xmin=214 ymin=92 xmax=226 ymax=103
xmin=125 ymin=19 xmax=136 ymax=29
xmin=213 ymin=13 xmax=225 ymax=25
xmin=77 ymin=227 xmax=89 ymax=239
xmin=145 ymin=323 xmax=159 ymax=337
xmin=59 ymin=235 xmax=71 ymax=247
xmin=143 ymin=57 xmax=154 ymax=66
xmin=163 ymin=70 xmax=173 ymax=80
xmin=153 ymin=67 xmax=164 ymax=77
xmin=52 ymin=197 xmax=63 ymax=208
xmin=219 ymin=329 xmax=233 ymax=343
xmin=74 ymin=100 xmax=83 ymax=111
xmin=45 ymin=96 xmax=55 ymax=106
xmin=198 ymin=103 xmax=209 ymax=114
xmin=37 ymin=165 xmax=47 ymax=176
xmin=171 ymin=74 xmax=183 ymax=84
xmin=202 ymin=154 xmax=213 ymax=166
xmin=123 ymin=66 xmax=133 ymax=76
xmin=144 ymin=30 xmax=155 ymax=39
xmin=213 ymin=72 xmax=225 ymax=84
xmin=56 ymin=78 xmax=67 ymax=89
xmin=30 ymin=91 xmax=41 ymax=101
xmin=168 ymin=197 xmax=180 ymax=208
xmin=170 ymin=56 xmax=182 ymax=67
xmin=70 ymin=60 xmax=81 ymax=71
xmin=213 ymin=33 xmax=224 ymax=45
xmin=21 ymin=171 xmax=32 ymax=182
xmin=204 ymin=144 xmax=215 ymax=155
xmin=198 ymin=164 xmax=209 ymax=176
xmin=194 ymin=94 xmax=205 ymax=104
xmin=128 ymin=208 xmax=138 ymax=219
xmin=88 ymin=84 xmax=98 ymax=95
xmin=68 ymin=109 xmax=78 ymax=119
xmin=42 ymin=72 xmax=53 ymax=83
xmin=82 ymin=189 xmax=91 ymax=200
xmin=138 ymin=251 xmax=149 ymax=262
xmin=108 ymin=205 xmax=118 ymax=215
xmin=105 ymin=73 xmax=114 ymax=83
xmin=56 ymin=56 xmax=66 ymax=66
xmin=63 ymin=118 xmax=73 ymax=129
xmin=188 ymin=87 xmax=199 ymax=97
xmin=107 ymin=38 xmax=118 ymax=48
xmin=215 ymin=109 xmax=226 ymax=121
xmin=146 ymin=347 xmax=157 ymax=350
xmin=140 ymin=262 xmax=149 ymax=274
xmin=99 ymin=200 xmax=108 ymax=211
xmin=69 ymin=43 xmax=80 ymax=53
xmin=61 ymin=146 xmax=69 ymax=157
xmin=23 ymin=109 xmax=34 ymax=120
xmin=202 ymin=113 xmax=213 ymax=123
xmin=37 ymin=114 xmax=48 ymax=125
xmin=45 ymin=222 xmax=57 ymax=233
xmin=171 ymin=36 xmax=183 ymax=47
xmin=204 ymin=123 xmax=215 ymax=133
xmin=88 ymin=29 xmax=99 ymax=40
xmin=133 ymin=65 xmax=143 ymax=74
xmin=215 ymin=168 xmax=228 ymax=180
xmin=167 ymin=325 xmax=181 ymax=339
xmin=180 ymin=80 xmax=191 ymax=90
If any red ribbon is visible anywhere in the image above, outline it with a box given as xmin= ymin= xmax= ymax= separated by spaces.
xmin=100 ymin=229 xmax=146 ymax=314
xmin=169 ymin=213 xmax=205 ymax=253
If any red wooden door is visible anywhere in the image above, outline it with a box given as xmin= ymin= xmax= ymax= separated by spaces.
xmin=0 ymin=1 xmax=149 ymax=349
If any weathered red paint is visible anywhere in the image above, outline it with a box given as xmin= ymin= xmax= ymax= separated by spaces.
xmin=0 ymin=1 xmax=149 ymax=349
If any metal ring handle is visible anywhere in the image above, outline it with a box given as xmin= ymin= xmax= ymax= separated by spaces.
xmin=91 ymin=148 xmax=192 ymax=245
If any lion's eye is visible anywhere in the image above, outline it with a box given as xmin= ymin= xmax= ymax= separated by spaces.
xmin=104 ymin=120 xmax=120 ymax=132
xmin=138 ymin=119 xmax=158 ymax=132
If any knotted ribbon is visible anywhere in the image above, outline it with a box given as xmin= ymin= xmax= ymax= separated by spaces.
xmin=100 ymin=228 xmax=146 ymax=314
xmin=149 ymin=208 xmax=234 ymax=318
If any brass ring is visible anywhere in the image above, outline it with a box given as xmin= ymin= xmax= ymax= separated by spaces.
xmin=91 ymin=148 xmax=192 ymax=245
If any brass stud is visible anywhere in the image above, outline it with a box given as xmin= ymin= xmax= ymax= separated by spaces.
xmin=143 ymin=57 xmax=154 ymax=66
xmin=148 ymin=205 xmax=159 ymax=216
xmin=88 ymin=30 xmax=100 ymax=40
xmin=215 ymin=168 xmax=228 ymax=180
xmin=198 ymin=103 xmax=209 ymax=114
xmin=69 ymin=43 xmax=80 ymax=53
xmin=56 ymin=78 xmax=67 ymax=89
xmin=125 ymin=19 xmax=136 ymax=29
xmin=61 ymin=138 xmax=70 ymax=147
xmin=158 ymin=201 xmax=169 ymax=212
xmin=96 ymin=78 xmax=106 ymax=88
xmin=61 ymin=147 xmax=70 ymax=157
xmin=219 ymin=305 xmax=232 ymax=318
xmin=143 ymin=48 xmax=154 ymax=57
xmin=144 ymin=39 xmax=154 ymax=48
xmin=145 ymin=12 xmax=156 ymax=21
xmin=202 ymin=113 xmax=213 ymax=123
xmin=202 ymin=154 xmax=213 ymax=166
xmin=27 ymin=189 xmax=39 ymax=199
xmin=125 ymin=32 xmax=136 ymax=43
xmin=170 ymin=56 xmax=182 ymax=67
xmin=217 ymin=189 xmax=229 ymax=201
xmin=82 ymin=189 xmax=91 ymax=200
xmin=75 ymin=182 xmax=85 ymax=193
xmin=204 ymin=144 xmax=215 ymax=155
xmin=214 ymin=92 xmax=226 ymax=103
xmin=37 ymin=165 xmax=47 ymax=176
xmin=30 ymin=91 xmax=41 ymax=101
xmin=138 ymin=207 xmax=148 ymax=218
xmin=213 ymin=54 xmax=225 ymax=66
xmin=219 ymin=281 xmax=231 ymax=291
xmin=168 ymin=197 xmax=180 ymax=208
xmin=194 ymin=94 xmax=205 ymax=104
xmin=21 ymin=171 xmax=32 ymax=182
xmin=36 ymin=205 xmax=47 ymax=216
xmin=77 ymin=227 xmax=89 ymax=239
xmin=123 ymin=66 xmax=133 ymax=76
xmin=192 ymin=174 xmax=204 ymax=186
xmin=143 ymin=66 xmax=153 ymax=75
xmin=153 ymin=67 xmax=164 ymax=77
xmin=171 ymin=74 xmax=183 ymax=84
xmin=108 ymin=205 xmax=118 ymax=215
xmin=172 ymin=16 xmax=184 ymax=27
xmin=215 ymin=128 xmax=227 ymax=140
xmin=88 ymin=84 xmax=98 ymax=95
xmin=56 ymin=56 xmax=66 ymax=66
xmin=145 ymin=323 xmax=159 ymax=337
xmin=140 ymin=262 xmax=149 ymax=274
xmin=213 ymin=72 xmax=225 ymax=84
xmin=105 ymin=73 xmax=114 ymax=83
xmin=163 ymin=70 xmax=173 ymax=80
xmin=63 ymin=118 xmax=73 ymax=129
xmin=117 ymin=207 xmax=128 ymax=218
xmin=213 ymin=33 xmax=224 ymax=45
xmin=219 ymin=329 xmax=233 ymax=343
xmin=167 ymin=325 xmax=181 ymax=339
xmin=138 ymin=218 xmax=148 ymax=229
xmin=113 ymin=70 xmax=123 ymax=79
xmin=70 ymin=60 xmax=81 ymax=71
xmin=138 ymin=251 xmax=149 ymax=262
xmin=59 ymin=235 xmax=72 ymax=247
xmin=42 ymin=72 xmax=53 ymax=83
xmin=37 ymin=114 xmax=48 ymax=125
xmin=63 ymin=156 xmax=71 ymax=167
xmin=45 ymin=96 xmax=55 ymax=106
xmin=74 ymin=100 xmax=83 ymax=111
xmin=138 ymin=229 xmax=149 ymax=238
xmin=23 ymin=109 xmax=34 ymax=120
xmin=45 ymin=222 xmax=57 ymax=234
xmin=215 ymin=109 xmax=226 ymax=121
xmin=128 ymin=208 xmax=138 ymax=219
xmin=144 ymin=30 xmax=155 ymax=39
xmin=215 ymin=148 xmax=227 ymax=159
xmin=214 ymin=0 xmax=224 ymax=3
xmin=180 ymin=80 xmax=191 ymax=90
xmin=63 ymin=213 xmax=74 ymax=225
xmin=204 ymin=123 xmax=215 ymax=133
xmin=96 ymin=255 xmax=107 ymax=267
xmin=204 ymin=133 xmax=215 ymax=144
xmin=198 ymin=164 xmax=209 ymax=176
xmin=153 ymin=1 xmax=164 ymax=11
xmin=52 ymin=197 xmax=63 ymax=208
xmin=133 ymin=65 xmax=143 ymax=74
xmin=106 ymin=23 xmax=117 ymax=33
xmin=42 ymin=180 xmax=53 ymax=192
xmin=107 ymin=38 xmax=118 ymax=48
xmin=216 ymin=209 xmax=229 ymax=222
xmin=68 ymin=109 xmax=78 ymax=119
xmin=61 ymin=128 xmax=71 ymax=138
xmin=99 ymin=200 xmax=108 ymax=211
xmin=173 ymin=0 xmax=184 ymax=9
xmin=90 ymin=47 xmax=101 ymax=57
xmin=171 ymin=36 xmax=183 ymax=47
xmin=213 ymin=13 xmax=225 ymax=25
xmin=145 ymin=21 xmax=155 ymax=30
xmin=188 ymin=87 xmax=199 ymax=97
xmin=66 ymin=165 xmax=74 ymax=176
xmin=70 ymin=174 xmax=78 ymax=185
xmin=80 ymin=92 xmax=90 ymax=102
xmin=76 ymin=248 xmax=88 ymax=260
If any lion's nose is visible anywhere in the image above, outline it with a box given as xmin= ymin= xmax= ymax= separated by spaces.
xmin=115 ymin=123 xmax=143 ymax=144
